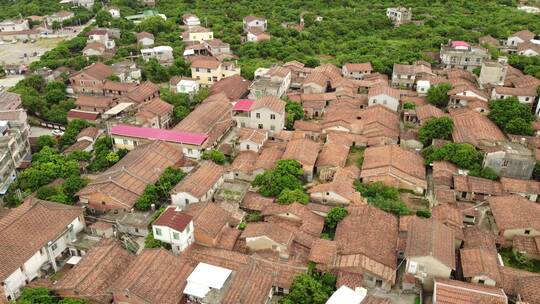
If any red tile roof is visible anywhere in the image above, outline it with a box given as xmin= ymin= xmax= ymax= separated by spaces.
xmin=111 ymin=124 xmax=207 ymax=145
xmin=434 ymin=278 xmax=507 ymax=304
xmin=489 ymin=195 xmax=540 ymax=232
xmin=405 ymin=217 xmax=456 ymax=269
xmin=153 ymin=206 xmax=193 ymax=232
xmin=67 ymin=110 xmax=99 ymax=121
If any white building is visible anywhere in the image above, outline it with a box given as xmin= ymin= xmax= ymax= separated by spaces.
xmin=108 ymin=7 xmax=121 ymax=19
xmin=367 ymin=85 xmax=401 ymax=112
xmin=243 ymin=16 xmax=268 ymax=33
xmin=233 ymin=96 xmax=286 ymax=133
xmin=171 ymin=162 xmax=225 ymax=209
xmin=326 ymin=286 xmax=368 ymax=304
xmin=182 ymin=13 xmax=201 ymax=27
xmin=87 ymin=28 xmax=115 ymax=49
xmin=249 ymin=66 xmax=292 ymax=99
xmin=0 ymin=199 xmax=85 ymax=302
xmin=184 ymin=263 xmax=233 ymax=302
xmin=386 ymin=7 xmax=412 ymax=26
xmin=0 ymin=19 xmax=29 ymax=32
xmin=152 ymin=206 xmax=194 ymax=254
xmin=170 ymin=77 xmax=199 ymax=95
xmin=416 ymin=80 xmax=431 ymax=95
xmin=141 ymin=46 xmax=174 ymax=63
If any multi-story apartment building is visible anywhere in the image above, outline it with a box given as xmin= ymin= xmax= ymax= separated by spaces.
xmin=440 ymin=41 xmax=490 ymax=71
xmin=0 ymin=109 xmax=31 ymax=195
xmin=190 ymin=56 xmax=241 ymax=87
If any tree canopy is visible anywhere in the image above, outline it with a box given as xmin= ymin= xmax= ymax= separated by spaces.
xmin=354 ymin=181 xmax=410 ymax=216
xmin=488 ymin=97 xmax=535 ymax=136
xmin=418 ymin=116 xmax=454 ymax=146
xmin=427 ymin=83 xmax=452 ymax=108
xmin=252 ymin=159 xmax=304 ymax=197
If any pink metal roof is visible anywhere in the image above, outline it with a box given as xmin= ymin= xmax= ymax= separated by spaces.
xmin=451 ymin=41 xmax=470 ymax=48
xmin=111 ymin=124 xmax=207 ymax=146
xmin=233 ymin=99 xmax=255 ymax=111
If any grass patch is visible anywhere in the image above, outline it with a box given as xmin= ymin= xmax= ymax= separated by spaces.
xmin=346 ymin=146 xmax=365 ymax=167
xmin=499 ymin=247 xmax=540 ymax=273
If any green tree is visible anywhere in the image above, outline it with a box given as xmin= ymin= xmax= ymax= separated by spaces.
xmin=106 ymin=75 xmax=121 ymax=82
xmin=252 ymin=160 xmax=304 ymax=197
xmin=403 ymin=101 xmax=416 ymax=109
xmin=427 ymin=83 xmax=452 ymax=108
xmin=142 ymin=58 xmax=170 ymax=83
xmin=95 ymin=10 xmax=113 ymax=27
xmin=355 ymin=181 xmax=410 ymax=216
xmin=325 ymin=207 xmax=348 ymax=229
xmin=277 ymin=188 xmax=309 ymax=205
xmin=193 ymin=87 xmax=210 ymax=105
xmin=201 ymin=149 xmax=226 ymax=165
xmin=106 ymin=151 xmax=120 ymax=164
xmin=416 ymin=209 xmax=431 ymax=218
xmin=280 ymin=273 xmax=333 ymax=304
xmin=488 ymin=97 xmax=534 ymax=136
xmin=285 ymin=100 xmax=304 ymax=130
xmin=37 ymin=135 xmax=57 ymax=151
xmin=16 ymin=288 xmax=55 ymax=304
xmin=422 ymin=143 xmax=483 ymax=170
xmin=59 ymin=119 xmax=91 ymax=148
xmin=418 ymin=116 xmax=454 ymax=146
xmin=63 ymin=175 xmax=87 ymax=202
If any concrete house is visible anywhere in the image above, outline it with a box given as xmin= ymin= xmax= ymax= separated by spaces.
xmin=243 ymin=16 xmax=267 ymax=33
xmin=108 ymin=7 xmax=121 ymax=18
xmin=479 ymin=57 xmax=508 ymax=87
xmin=367 ymin=85 xmax=401 ymax=112
xmin=182 ymin=13 xmax=200 ymax=27
xmin=240 ymin=222 xmax=294 ymax=258
xmin=440 ymin=41 xmax=489 ymax=71
xmin=482 ymin=141 xmax=535 ymax=179
xmin=342 ymin=62 xmax=373 ymax=80
xmin=171 ymin=162 xmax=225 ymax=209
xmin=0 ymin=19 xmax=29 ymax=32
xmin=170 ymin=76 xmax=199 ymax=95
xmin=87 ymin=28 xmax=116 ymax=49
xmin=152 ymin=206 xmax=195 ymax=254
xmin=386 ymin=7 xmax=412 ymax=26
xmin=282 ymin=138 xmax=321 ymax=181
xmin=249 ymin=66 xmax=292 ymax=99
xmin=489 ymin=195 xmax=540 ymax=241
xmin=190 ymin=56 xmax=241 ymax=87
xmin=0 ymin=198 xmax=85 ymax=302
xmin=405 ymin=217 xmax=456 ymax=291
xmin=141 ymin=45 xmax=174 ymax=64
xmin=234 ymin=96 xmax=286 ymax=133
xmin=136 ymin=31 xmax=154 ymax=46
xmin=360 ymin=145 xmax=427 ymax=194
xmin=237 ymin=128 xmax=268 ymax=152
xmin=181 ymin=25 xmax=213 ymax=43
xmin=491 ymin=86 xmax=537 ymax=105
xmin=0 ymin=110 xmax=31 ymax=194
xmin=46 ymin=11 xmax=74 ymax=26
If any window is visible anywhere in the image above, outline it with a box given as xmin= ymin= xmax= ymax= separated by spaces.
xmin=270 ymin=114 xmax=276 ymax=120
xmin=258 ymin=124 xmax=263 ymax=129
xmin=207 ymin=69 xmax=211 ymax=73
xmin=123 ymin=139 xmax=128 ymax=145
xmin=246 ymin=144 xmax=250 ymax=150
xmin=173 ymin=232 xmax=180 ymax=240
xmin=270 ymin=125 xmax=275 ymax=131
xmin=256 ymin=113 xmax=261 ymax=119
xmin=478 ymin=279 xmax=485 ymax=284
xmin=155 ymin=228 xmax=162 ymax=236
xmin=186 ymin=224 xmax=190 ymax=234
xmin=185 ymin=198 xmax=189 ymax=204
xmin=195 ymin=68 xmax=199 ymax=72
xmin=525 ymin=230 xmax=531 ymax=235
xmin=51 ymin=243 xmax=58 ymax=251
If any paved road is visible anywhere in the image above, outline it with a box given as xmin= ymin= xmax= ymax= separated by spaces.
xmin=30 ymin=126 xmax=56 ymax=137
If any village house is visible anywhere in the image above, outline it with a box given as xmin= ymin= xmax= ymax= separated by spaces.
xmin=282 ymin=138 xmax=321 ymax=181
xmin=203 ymin=38 xmax=232 ymax=57
xmin=87 ymin=28 xmax=115 ymax=49
xmin=517 ymin=40 xmax=540 ymax=56
xmin=111 ymin=60 xmax=141 ymax=83
xmin=309 ymin=166 xmax=364 ymax=206
xmin=405 ymin=217 xmax=456 ymax=291
xmin=210 ymin=75 xmax=251 ymax=100
xmin=135 ymin=97 xmax=174 ymax=128
xmin=77 ymin=140 xmax=184 ymax=213
xmin=238 ymin=128 xmax=268 ymax=152
xmin=500 ymin=177 xmax=540 ymax=201
xmin=173 ymin=93 xmax=234 ymax=158
xmin=182 ymin=13 xmax=201 ymax=27
xmin=432 ymin=279 xmax=508 ymax=304
xmin=506 ymin=30 xmax=536 ymax=49
xmin=482 ymin=141 xmax=536 ymax=179
xmin=74 ymin=95 xmax=116 ymax=114
xmin=342 ymin=62 xmax=373 ymax=80
xmin=360 ymin=145 xmax=427 ymax=194
xmin=249 ymin=66 xmax=292 ymax=99
xmin=136 ymin=31 xmax=154 ymax=46
xmin=108 ymin=6 xmax=121 ymax=18
xmin=152 ymin=206 xmax=195 ymax=254
xmin=440 ymin=41 xmax=490 ymax=71
xmin=246 ymin=28 xmax=271 ymax=42
xmin=46 ymin=11 xmax=74 ymax=26
xmin=367 ymin=85 xmax=401 ymax=111
xmin=233 ymin=96 xmax=286 ymax=133
xmin=240 ymin=222 xmax=294 ymax=258
xmin=391 ymin=61 xmax=434 ymax=89
xmin=243 ymin=16 xmax=268 ymax=33
xmin=453 ymin=175 xmax=503 ymax=201
xmin=491 ymin=85 xmax=538 ymax=105
xmin=53 ymin=239 xmax=135 ymax=304
xmin=460 ymin=247 xmax=501 ymax=286
xmin=489 ymin=195 xmax=540 ymax=241
xmin=82 ymin=42 xmax=108 ymax=57
xmin=111 ymin=249 xmax=193 ymax=304
xmin=141 ymin=45 xmax=174 ymax=64
xmin=450 ymin=109 xmax=506 ymax=148
xmin=125 ymin=9 xmax=167 ymax=24
xmin=0 ymin=198 xmax=85 ymax=302
xmin=0 ymin=91 xmax=21 ymax=111
xmin=479 ymin=57 xmax=508 ymax=87
xmin=184 ymin=202 xmax=236 ymax=248
xmin=171 ymin=161 xmax=225 ymax=209
xmin=69 ymin=62 xmax=114 ymax=95
xmin=64 ymin=126 xmax=99 ymax=154
xmin=386 ymin=7 xmax=412 ymax=26
xmin=190 ymin=56 xmax=241 ymax=87
xmin=315 ymin=142 xmax=350 ymax=181
xmin=170 ymin=76 xmax=199 ymax=95
xmin=0 ymin=19 xmax=29 ymax=32
xmin=182 ymin=25 xmax=213 ymax=43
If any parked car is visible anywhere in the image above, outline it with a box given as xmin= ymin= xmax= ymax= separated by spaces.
xmin=51 ymin=129 xmax=64 ymax=136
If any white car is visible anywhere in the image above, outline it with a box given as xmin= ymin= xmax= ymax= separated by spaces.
xmin=51 ymin=129 xmax=64 ymax=136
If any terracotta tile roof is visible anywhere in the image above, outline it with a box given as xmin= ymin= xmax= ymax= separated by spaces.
xmin=435 ymin=188 xmax=456 ymax=203
xmin=511 ymin=30 xmax=536 ymax=41
xmin=453 ymin=175 xmax=503 ymax=195
xmin=136 ymin=97 xmax=173 ymax=118
xmin=337 ymin=270 xmax=363 ymax=290
xmin=210 ymin=75 xmax=251 ymax=100
xmin=294 ymin=120 xmax=322 ymax=132
xmin=230 ymin=150 xmax=257 ymax=174
xmin=344 ymin=62 xmax=373 ymax=72
xmin=361 ymin=144 xmax=426 ymax=183
xmin=262 ymin=203 xmax=325 ymax=237
xmin=253 ymin=144 xmax=285 ymax=171
xmin=153 ymin=206 xmax=193 ymax=232
xmin=77 ymin=140 xmax=183 ymax=210
xmin=489 ymin=195 xmax=540 ymax=232
xmin=251 ymin=95 xmax=285 ymax=114
xmin=88 ymin=28 xmax=108 ymax=36
xmin=220 ymin=262 xmax=274 ymax=304
xmin=460 ymin=247 xmax=501 ymax=282
xmin=103 ymin=80 xmax=137 ymax=92
xmin=450 ymin=109 xmax=506 ymax=147
xmin=308 ymin=167 xmax=364 ymax=205
xmin=335 ymin=205 xmax=398 ymax=270
xmin=126 ymin=81 xmax=160 ymax=104
xmin=238 ymin=128 xmax=267 ymax=145
xmin=447 ymin=68 xmax=476 ymax=83
xmin=75 ymin=95 xmax=114 ymax=108
xmin=517 ymin=276 xmax=540 ymax=304
xmin=54 ymin=239 xmax=135 ymax=303
xmin=303 ymin=71 xmax=329 ymax=88
xmin=393 ymin=63 xmax=416 ymax=75
xmin=64 ymin=139 xmax=93 ymax=153
xmin=67 ymin=110 xmax=99 ymax=121
xmin=405 ymin=217 xmax=456 ymax=269
xmin=111 ymin=249 xmax=193 ymax=304
xmin=368 ymin=85 xmax=401 ymax=100
xmin=416 ymin=104 xmax=445 ymax=122
xmin=83 ymin=42 xmax=106 ymax=53
xmin=240 ymin=191 xmax=274 ymax=211
xmin=185 ymin=203 xmax=232 ymax=239
xmin=513 ymin=235 xmax=540 ymax=256
xmin=136 ymin=31 xmax=154 ymax=40
xmin=0 ymin=198 xmax=83 ymax=281
xmin=282 ymin=138 xmax=321 ymax=171
xmin=494 ymin=86 xmax=538 ymax=96
xmin=316 ymin=143 xmax=349 ymax=168
xmin=433 ymin=278 xmax=507 ymax=304
xmin=244 ymin=15 xmax=265 ymax=22
xmin=463 ymin=226 xmax=497 ymax=250
xmin=241 ymin=222 xmax=295 ymax=246
xmin=432 ymin=203 xmax=464 ymax=239
xmin=309 ymin=239 xmax=337 ymax=265
xmin=76 ymin=126 xmax=99 ymax=140
xmin=500 ymin=177 xmax=540 ymax=195
xmin=325 ymin=131 xmax=367 ymax=147
xmin=190 ymin=56 xmax=221 ymax=69
xmin=433 ymin=161 xmax=458 ymax=188
xmin=173 ymin=162 xmax=224 ymax=198
xmin=71 ymin=62 xmax=114 ymax=81
xmin=173 ymin=92 xmax=233 ymax=148
xmin=498 ymin=266 xmax=539 ymax=296
xmin=512 ymin=75 xmax=540 ymax=88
